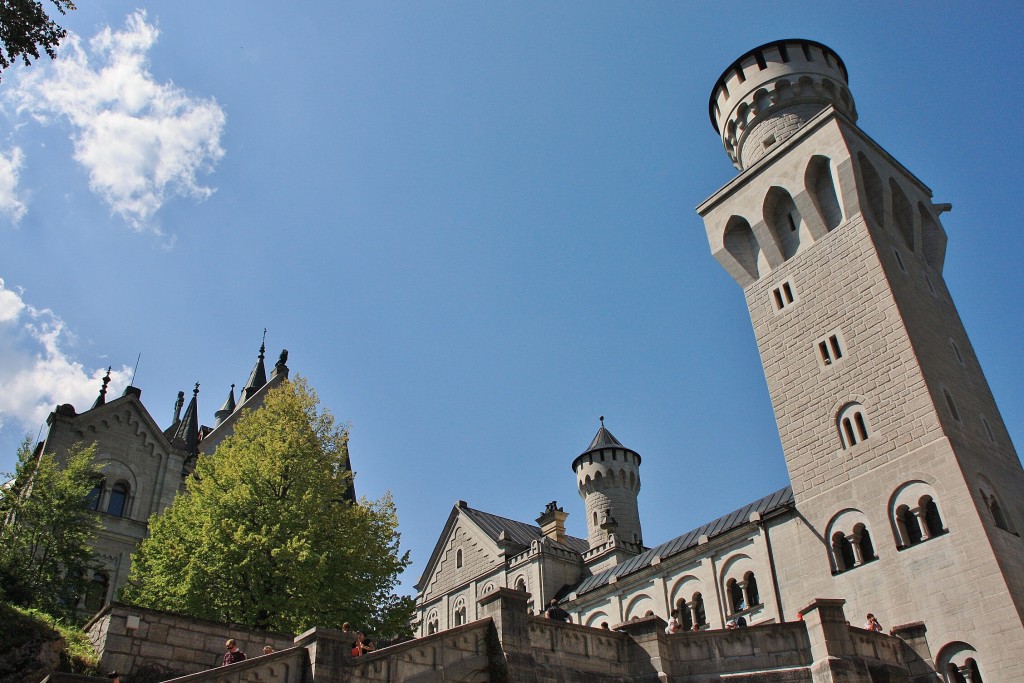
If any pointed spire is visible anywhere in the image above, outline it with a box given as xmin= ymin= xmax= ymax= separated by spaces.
xmin=241 ymin=330 xmax=268 ymax=403
xmin=174 ymin=383 xmax=200 ymax=457
xmin=91 ymin=367 xmax=112 ymax=409
xmin=586 ymin=415 xmax=625 ymax=451
xmin=214 ymin=384 xmax=236 ymax=427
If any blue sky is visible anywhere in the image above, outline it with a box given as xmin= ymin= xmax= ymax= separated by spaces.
xmin=1 ymin=3 xmax=1021 ymax=596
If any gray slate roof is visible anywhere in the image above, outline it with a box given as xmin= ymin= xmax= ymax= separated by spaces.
xmin=571 ymin=486 xmax=794 ymax=597
xmin=462 ymin=506 xmax=590 ymax=555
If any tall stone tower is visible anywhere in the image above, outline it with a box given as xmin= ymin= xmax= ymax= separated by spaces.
xmin=697 ymin=39 xmax=1024 ymax=680
xmin=573 ymin=419 xmax=644 ymax=570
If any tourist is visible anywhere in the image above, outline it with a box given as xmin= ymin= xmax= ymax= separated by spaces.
xmin=864 ymin=613 xmax=883 ymax=632
xmin=600 ymin=622 xmax=610 ymax=630
xmin=262 ymin=645 xmax=274 ymax=655
xmin=106 ymin=673 xmax=121 ymax=683
xmin=665 ymin=609 xmax=681 ymax=634
xmin=544 ymin=598 xmax=571 ymax=622
xmin=222 ymin=639 xmax=246 ymax=665
xmin=352 ymin=630 xmax=376 ymax=656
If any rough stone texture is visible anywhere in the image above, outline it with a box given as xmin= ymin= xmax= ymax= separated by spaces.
xmin=86 ymin=603 xmax=294 ymax=679
xmin=90 ymin=594 xmax=909 ymax=683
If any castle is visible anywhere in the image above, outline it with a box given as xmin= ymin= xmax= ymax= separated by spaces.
xmin=31 ymin=338 xmax=347 ymax=609
xmin=412 ymin=39 xmax=1024 ymax=682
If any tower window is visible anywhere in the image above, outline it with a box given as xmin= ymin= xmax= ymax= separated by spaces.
xmin=893 ymin=248 xmax=906 ymax=272
xmin=786 ymin=213 xmax=797 ymax=232
xmin=838 ymin=403 xmax=870 ymax=449
xmin=950 ymin=339 xmax=965 ymax=366
xmin=816 ymin=331 xmax=845 ymax=367
xmin=982 ymin=417 xmax=996 ymax=444
xmin=771 ymin=279 xmax=796 ymax=312
xmin=944 ymin=389 xmax=961 ymax=422
xmin=456 ymin=548 xmax=463 ymax=569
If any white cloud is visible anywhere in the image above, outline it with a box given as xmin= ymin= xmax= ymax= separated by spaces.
xmin=0 ymin=147 xmax=28 ymax=223
xmin=0 ymin=277 xmax=132 ymax=436
xmin=7 ymin=11 xmax=225 ymax=233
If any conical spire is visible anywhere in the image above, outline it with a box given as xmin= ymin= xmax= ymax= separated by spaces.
xmin=174 ymin=383 xmax=200 ymax=457
xmin=241 ymin=330 xmax=268 ymax=403
xmin=91 ymin=367 xmax=112 ymax=409
xmin=586 ymin=415 xmax=625 ymax=451
xmin=214 ymin=384 xmax=236 ymax=427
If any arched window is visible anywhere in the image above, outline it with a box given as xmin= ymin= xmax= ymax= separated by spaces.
xmin=923 ymin=497 xmax=945 ymax=537
xmin=454 ymin=606 xmax=467 ymax=626
xmin=107 ymin=482 xmax=129 ymax=517
xmin=896 ymin=505 xmax=923 ymax=547
xmin=84 ymin=572 xmax=109 ymax=611
xmin=455 ymin=549 xmax=463 ymax=569
xmin=85 ymin=478 xmax=103 ymax=511
xmin=515 ymin=578 xmax=527 ymax=593
xmin=764 ymin=186 xmax=805 ymax=260
xmin=989 ymin=496 xmax=1009 ymax=531
xmin=692 ymin=593 xmax=706 ymax=627
xmin=890 ymin=179 xmax=914 ymax=250
xmin=832 ymin=531 xmax=856 ymax=572
xmin=857 ymin=153 xmax=884 ymax=227
xmin=838 ymin=403 xmax=870 ymax=449
xmin=676 ymin=599 xmax=693 ymax=631
xmin=744 ymin=572 xmax=760 ymax=607
xmin=854 ymin=524 xmax=876 ymax=563
xmin=426 ymin=611 xmax=439 ymax=635
xmin=727 ymin=579 xmax=745 ymax=613
xmin=723 ymin=215 xmax=762 ymax=283
xmin=805 ymin=155 xmax=843 ymax=232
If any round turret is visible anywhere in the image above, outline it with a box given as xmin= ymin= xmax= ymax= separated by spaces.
xmin=709 ymin=39 xmax=857 ymax=170
xmin=572 ymin=420 xmax=643 ymax=550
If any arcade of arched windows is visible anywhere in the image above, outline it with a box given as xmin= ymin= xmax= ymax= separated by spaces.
xmin=721 ymin=155 xmax=843 ymax=286
xmin=890 ymin=482 xmax=947 ymax=550
xmin=85 ymin=475 xmax=133 ymax=518
xmin=937 ymin=642 xmax=985 ymax=683
xmin=673 ymin=592 xmax=707 ymax=631
xmin=725 ymin=571 xmax=761 ymax=615
xmin=826 ymin=510 xmax=877 ymax=574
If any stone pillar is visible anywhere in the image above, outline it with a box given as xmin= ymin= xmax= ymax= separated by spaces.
xmin=912 ymin=508 xmax=931 ymax=541
xmin=891 ymin=621 xmax=937 ymax=683
xmin=294 ymin=627 xmax=345 ymax=683
xmin=478 ymin=587 xmax=536 ymax=682
xmin=616 ymin=614 xmax=673 ymax=682
xmin=849 ymin=534 xmax=865 ymax=566
xmin=798 ymin=598 xmax=867 ymax=683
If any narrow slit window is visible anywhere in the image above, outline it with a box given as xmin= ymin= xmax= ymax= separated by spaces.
xmin=893 ymin=248 xmax=906 ymax=272
xmin=816 ymin=331 xmax=845 ymax=367
xmin=944 ymin=389 xmax=961 ymax=422
xmin=982 ymin=417 xmax=995 ymax=444
xmin=786 ymin=213 xmax=797 ymax=232
xmin=771 ymin=280 xmax=797 ymax=312
xmin=951 ymin=339 xmax=965 ymax=366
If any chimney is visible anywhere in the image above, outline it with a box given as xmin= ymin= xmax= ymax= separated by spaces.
xmin=536 ymin=502 xmax=569 ymax=544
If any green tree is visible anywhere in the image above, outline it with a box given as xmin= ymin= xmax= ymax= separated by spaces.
xmin=123 ymin=377 xmax=414 ymax=637
xmin=0 ymin=1 xmax=77 ymax=81
xmin=0 ymin=437 xmax=101 ymax=616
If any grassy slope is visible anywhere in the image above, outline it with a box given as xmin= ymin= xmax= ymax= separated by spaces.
xmin=0 ymin=603 xmax=98 ymax=681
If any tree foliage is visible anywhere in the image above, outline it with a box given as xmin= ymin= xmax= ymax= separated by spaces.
xmin=123 ymin=377 xmax=414 ymax=637
xmin=0 ymin=1 xmax=77 ymax=81
xmin=0 ymin=437 xmax=101 ymax=616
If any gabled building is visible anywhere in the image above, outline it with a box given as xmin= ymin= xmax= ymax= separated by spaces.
xmin=34 ymin=338 xmax=295 ymax=609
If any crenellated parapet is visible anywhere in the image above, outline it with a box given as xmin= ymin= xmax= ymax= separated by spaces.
xmin=709 ymin=39 xmax=857 ymax=170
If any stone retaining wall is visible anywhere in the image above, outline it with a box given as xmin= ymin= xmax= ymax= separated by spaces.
xmin=85 ymin=603 xmax=294 ymax=681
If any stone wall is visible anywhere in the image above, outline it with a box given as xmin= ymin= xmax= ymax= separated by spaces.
xmin=85 ymin=603 xmax=294 ymax=680
xmin=85 ymin=593 xmax=916 ymax=683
